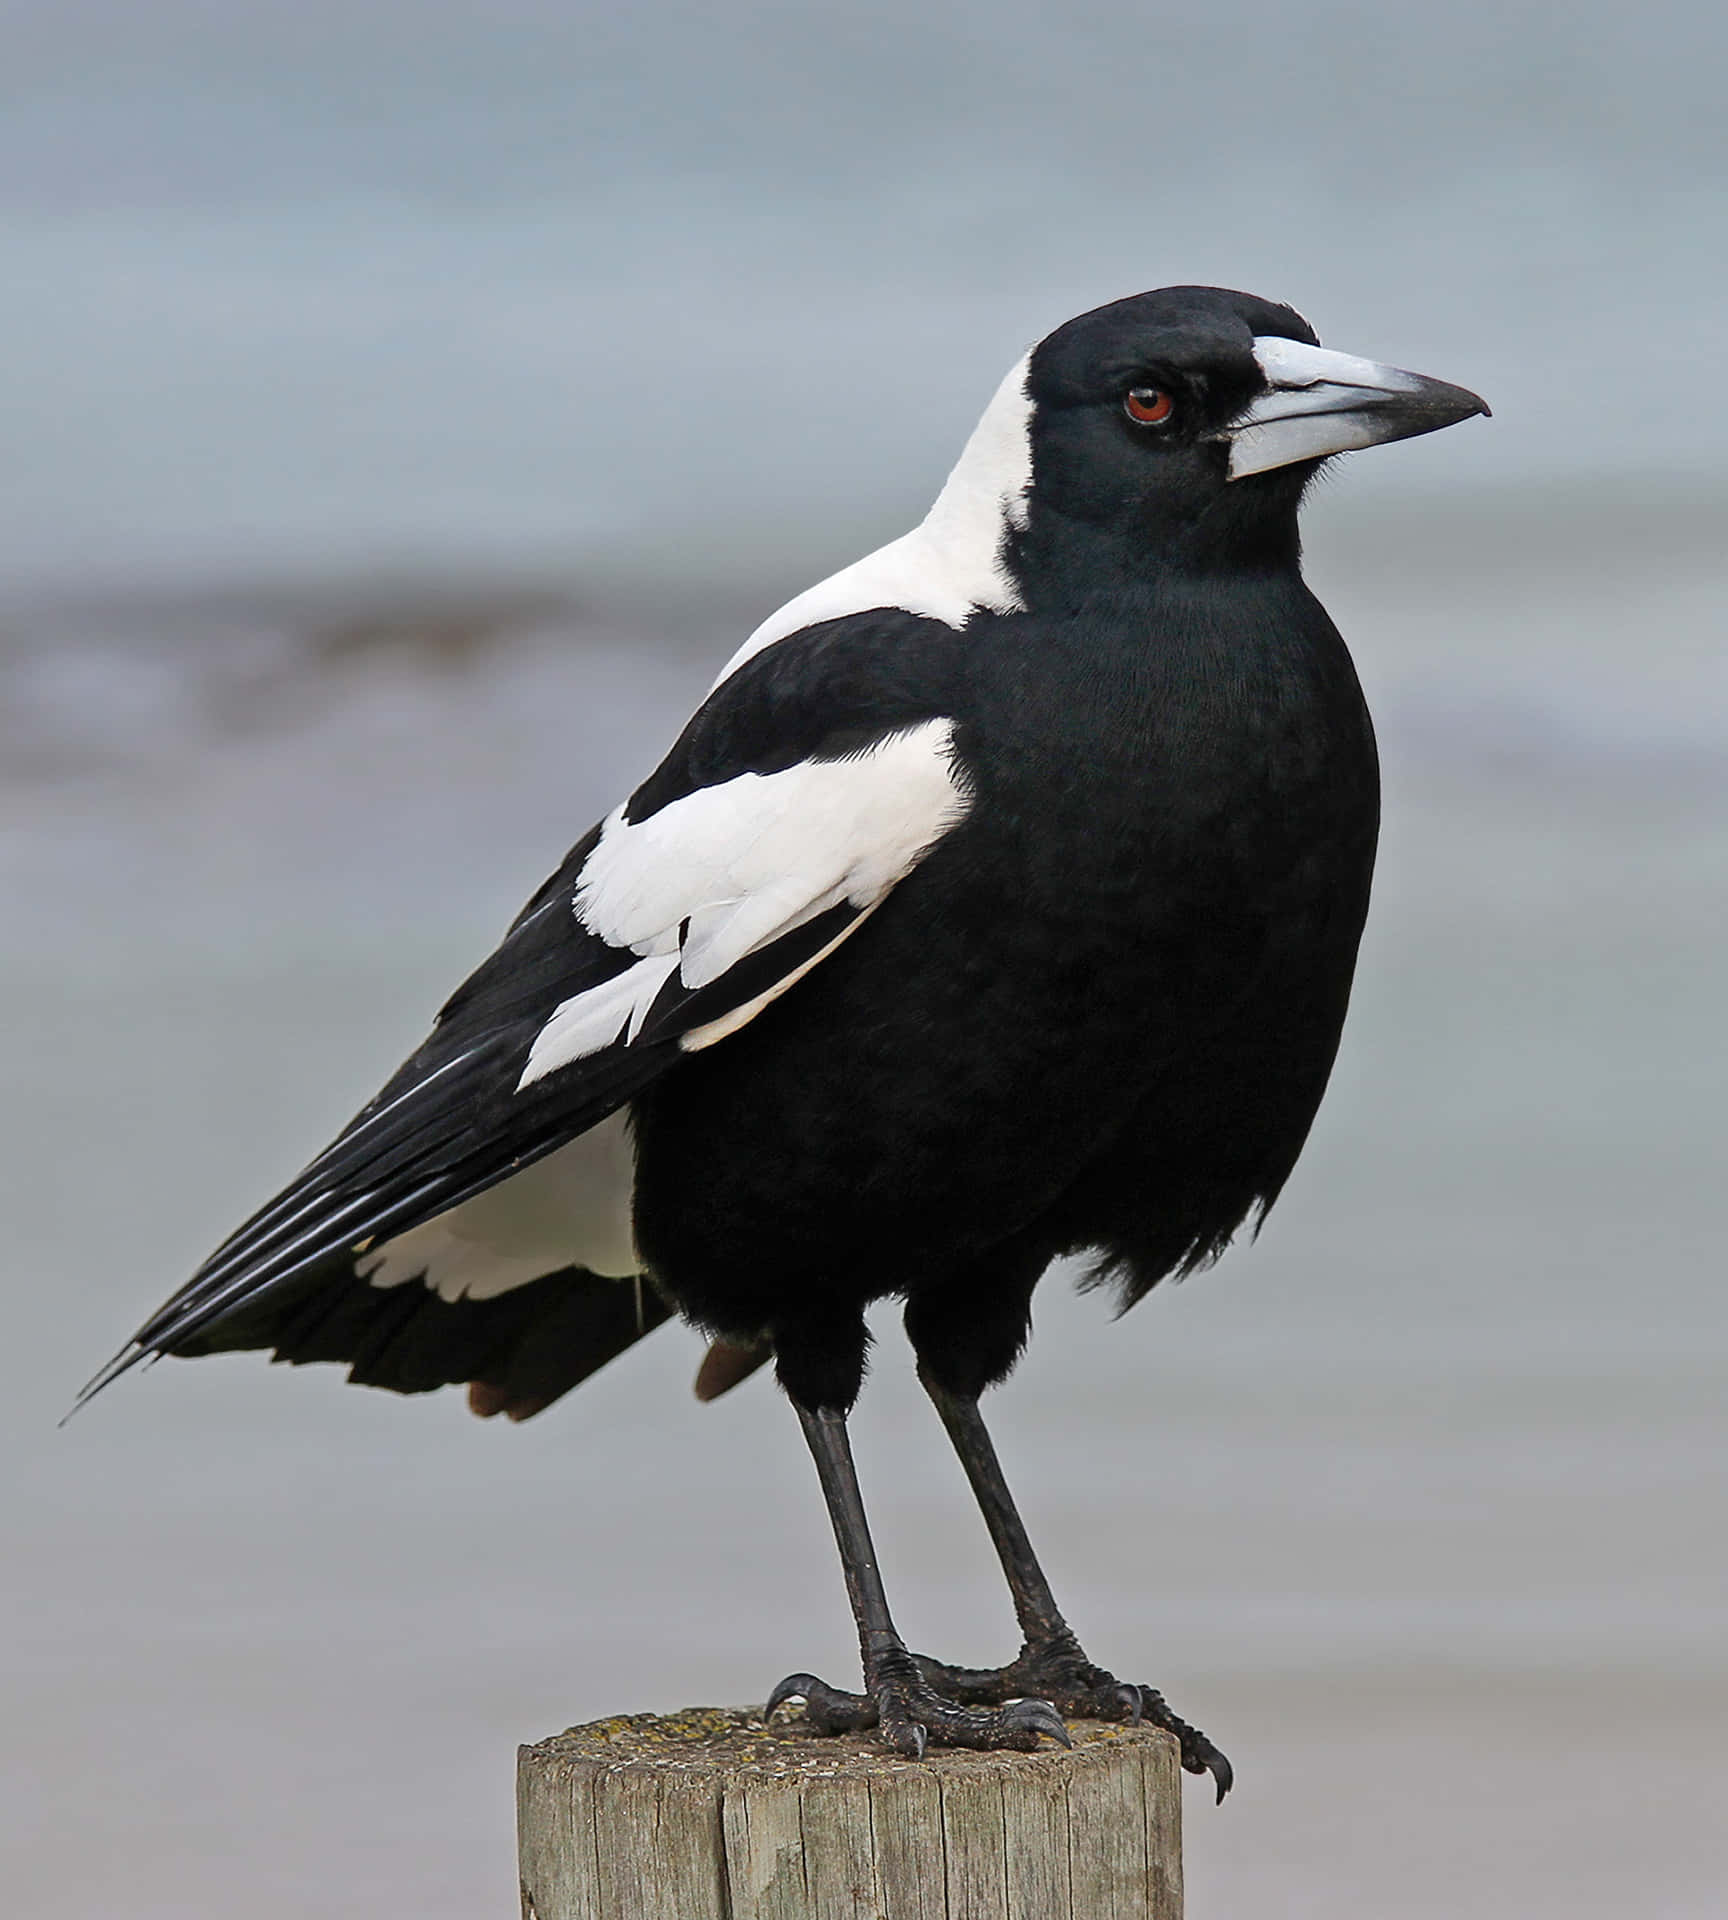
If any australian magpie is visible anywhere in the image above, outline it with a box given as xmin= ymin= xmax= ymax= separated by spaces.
xmin=84 ymin=287 xmax=1486 ymax=1793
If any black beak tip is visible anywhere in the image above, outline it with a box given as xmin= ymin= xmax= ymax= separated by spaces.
xmin=1393 ymin=375 xmax=1491 ymax=439
xmin=1437 ymin=378 xmax=1492 ymax=424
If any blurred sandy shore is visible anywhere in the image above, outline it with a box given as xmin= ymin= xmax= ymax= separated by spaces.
xmin=4 ymin=485 xmax=1724 ymax=802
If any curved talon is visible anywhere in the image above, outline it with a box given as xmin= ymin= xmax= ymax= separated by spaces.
xmin=1005 ymin=1697 xmax=1072 ymax=1749
xmin=1179 ymin=1742 xmax=1233 ymax=1803
xmin=883 ymin=1717 xmax=928 ymax=1760
xmin=765 ymin=1673 xmax=821 ymax=1719
xmin=766 ymin=1672 xmax=879 ymax=1734
xmin=1134 ymin=1687 xmax=1234 ymax=1803
xmin=1114 ymin=1683 xmax=1145 ymax=1727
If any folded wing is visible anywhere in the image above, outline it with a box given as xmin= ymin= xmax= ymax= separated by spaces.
xmin=80 ymin=610 xmax=971 ymax=1408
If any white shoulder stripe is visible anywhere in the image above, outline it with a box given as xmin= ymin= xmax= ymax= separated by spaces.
xmin=516 ymin=952 xmax=681 ymax=1077
xmin=712 ymin=352 xmax=1033 ymax=688
xmin=678 ymin=901 xmax=883 ymax=1053
xmin=516 ymin=719 xmax=968 ymax=1090
xmin=576 ymin=719 xmax=966 ymax=958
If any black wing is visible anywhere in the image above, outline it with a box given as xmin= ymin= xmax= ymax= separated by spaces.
xmin=80 ymin=609 xmax=967 ymax=1409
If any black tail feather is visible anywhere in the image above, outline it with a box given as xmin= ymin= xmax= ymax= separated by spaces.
xmin=77 ymin=1253 xmax=674 ymax=1419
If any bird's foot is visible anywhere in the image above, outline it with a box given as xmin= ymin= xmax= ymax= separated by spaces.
xmin=909 ymin=1632 xmax=1233 ymax=1802
xmin=766 ymin=1648 xmax=1072 ymax=1760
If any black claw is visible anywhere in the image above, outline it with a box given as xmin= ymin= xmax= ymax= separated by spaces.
xmin=883 ymin=1718 xmax=928 ymax=1760
xmin=1130 ymin=1686 xmax=1232 ymax=1803
xmin=1005 ymin=1697 xmax=1073 ymax=1748
xmin=1114 ymin=1683 xmax=1145 ymax=1727
xmin=765 ymin=1671 xmax=879 ymax=1734
xmin=765 ymin=1673 xmax=821 ymax=1719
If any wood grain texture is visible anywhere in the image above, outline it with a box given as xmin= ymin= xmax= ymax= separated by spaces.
xmin=518 ymin=1707 xmax=1182 ymax=1919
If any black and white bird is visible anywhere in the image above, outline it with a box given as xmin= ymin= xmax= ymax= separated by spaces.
xmin=85 ymin=287 xmax=1486 ymax=1791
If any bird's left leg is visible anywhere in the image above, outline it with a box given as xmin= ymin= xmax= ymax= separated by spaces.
xmin=768 ymin=1297 xmax=1075 ymax=1758
xmin=913 ymin=1372 xmax=1234 ymax=1799
xmin=766 ymin=1390 xmax=1069 ymax=1757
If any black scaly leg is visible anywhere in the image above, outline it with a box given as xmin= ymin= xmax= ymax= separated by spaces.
xmin=917 ymin=1372 xmax=1234 ymax=1801
xmin=766 ymin=1404 xmax=1070 ymax=1758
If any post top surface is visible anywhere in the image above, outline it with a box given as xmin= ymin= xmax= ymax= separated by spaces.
xmin=524 ymin=1705 xmax=1178 ymax=1785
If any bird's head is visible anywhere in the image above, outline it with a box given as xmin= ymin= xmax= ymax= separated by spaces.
xmin=932 ymin=286 xmax=1488 ymax=598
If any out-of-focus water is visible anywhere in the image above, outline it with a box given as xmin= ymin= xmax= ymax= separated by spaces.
xmin=3 ymin=0 xmax=1726 ymax=592
xmin=2 ymin=488 xmax=1724 ymax=1918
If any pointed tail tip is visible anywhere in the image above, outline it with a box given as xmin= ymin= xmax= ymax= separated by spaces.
xmin=61 ymin=1341 xmax=151 ymax=1426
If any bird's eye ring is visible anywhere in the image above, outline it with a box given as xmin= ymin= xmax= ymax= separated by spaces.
xmin=1124 ymin=386 xmax=1176 ymax=427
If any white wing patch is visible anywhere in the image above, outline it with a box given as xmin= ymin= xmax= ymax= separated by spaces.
xmin=713 ymin=352 xmax=1033 ymax=688
xmin=517 ymin=718 xmax=969 ymax=1090
xmin=680 ymin=905 xmax=878 ymax=1053
xmin=510 ymin=951 xmax=682 ymax=1068
xmin=359 ymin=1110 xmax=639 ymax=1300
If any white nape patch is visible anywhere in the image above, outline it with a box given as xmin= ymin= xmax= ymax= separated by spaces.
xmin=517 ymin=719 xmax=968 ymax=1089
xmin=358 ymin=1111 xmax=639 ymax=1301
xmin=712 ymin=352 xmax=1034 ymax=687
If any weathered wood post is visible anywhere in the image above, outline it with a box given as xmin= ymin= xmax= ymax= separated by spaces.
xmin=518 ymin=1706 xmax=1182 ymax=1919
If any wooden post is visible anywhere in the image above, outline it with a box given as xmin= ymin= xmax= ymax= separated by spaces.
xmin=518 ymin=1706 xmax=1182 ymax=1919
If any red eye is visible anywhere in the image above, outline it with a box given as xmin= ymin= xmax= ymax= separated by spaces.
xmin=1124 ymin=386 xmax=1175 ymax=426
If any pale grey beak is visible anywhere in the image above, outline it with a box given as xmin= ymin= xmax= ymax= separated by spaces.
xmin=1225 ymin=336 xmax=1489 ymax=480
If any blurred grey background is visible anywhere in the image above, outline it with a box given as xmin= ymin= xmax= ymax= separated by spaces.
xmin=3 ymin=3 xmax=1723 ymax=1915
